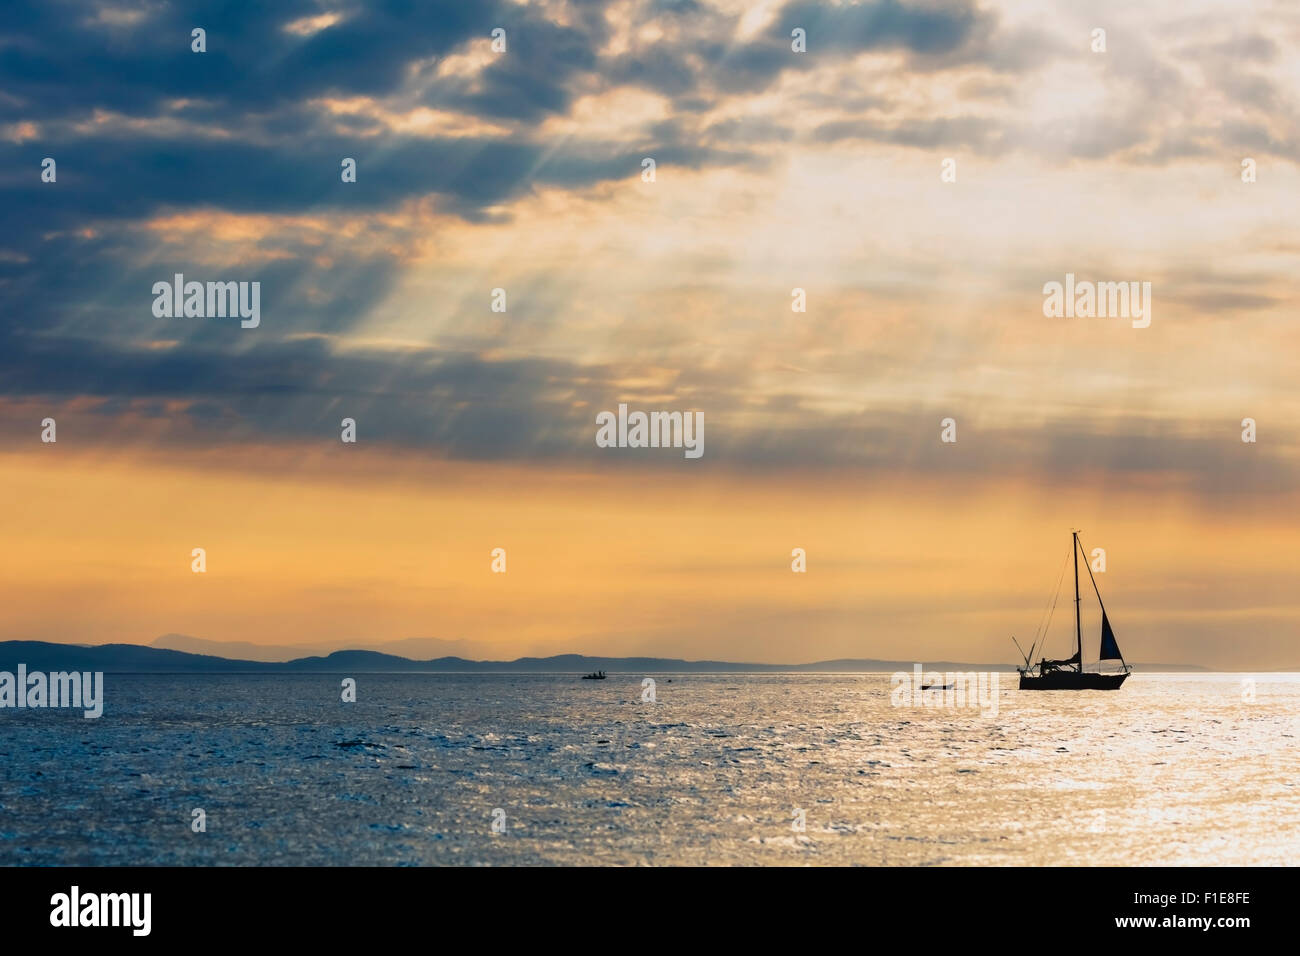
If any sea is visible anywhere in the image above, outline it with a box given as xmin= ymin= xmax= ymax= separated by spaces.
xmin=2 ymin=673 xmax=1297 ymax=866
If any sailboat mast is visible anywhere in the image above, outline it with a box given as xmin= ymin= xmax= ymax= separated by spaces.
xmin=1073 ymin=531 xmax=1082 ymax=671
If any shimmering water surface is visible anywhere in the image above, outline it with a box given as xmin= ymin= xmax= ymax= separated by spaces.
xmin=2 ymin=673 xmax=1297 ymax=865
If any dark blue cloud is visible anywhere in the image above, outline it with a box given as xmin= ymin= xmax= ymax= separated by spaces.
xmin=1 ymin=323 xmax=1294 ymax=493
xmin=0 ymin=1 xmax=505 ymax=121
xmin=779 ymin=0 xmax=986 ymax=56
xmin=604 ymin=0 xmax=998 ymax=100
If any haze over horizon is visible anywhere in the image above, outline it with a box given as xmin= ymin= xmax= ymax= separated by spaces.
xmin=1 ymin=624 xmax=1281 ymax=671
xmin=0 ymin=632 xmax=1231 ymax=670
xmin=4 ymin=0 xmax=1299 ymax=670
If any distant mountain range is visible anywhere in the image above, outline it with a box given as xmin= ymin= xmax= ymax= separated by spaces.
xmin=0 ymin=640 xmax=1215 ymax=673
xmin=147 ymin=632 xmax=497 ymax=663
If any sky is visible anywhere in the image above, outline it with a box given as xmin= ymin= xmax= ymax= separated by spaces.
xmin=2 ymin=0 xmax=1299 ymax=668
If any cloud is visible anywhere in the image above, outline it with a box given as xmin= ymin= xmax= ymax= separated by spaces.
xmin=812 ymin=115 xmax=1003 ymax=151
xmin=2 ymin=316 xmax=1296 ymax=497
xmin=0 ymin=0 xmax=506 ymax=121
xmin=1 ymin=0 xmax=1297 ymax=503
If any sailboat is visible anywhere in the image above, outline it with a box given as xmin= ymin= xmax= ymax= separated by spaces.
xmin=1016 ymin=531 xmax=1131 ymax=690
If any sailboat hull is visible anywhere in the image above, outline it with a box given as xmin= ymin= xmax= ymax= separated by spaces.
xmin=1018 ymin=671 xmax=1129 ymax=690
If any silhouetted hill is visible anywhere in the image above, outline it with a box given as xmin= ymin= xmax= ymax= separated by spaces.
xmin=150 ymin=632 xmax=489 ymax=662
xmin=0 ymin=641 xmax=276 ymax=672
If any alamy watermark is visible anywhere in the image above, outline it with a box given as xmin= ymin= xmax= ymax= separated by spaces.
xmin=890 ymin=664 xmax=998 ymax=716
xmin=1043 ymin=273 xmax=1151 ymax=328
xmin=0 ymin=665 xmax=103 ymax=718
xmin=595 ymin=403 xmax=703 ymax=458
xmin=50 ymin=886 xmax=150 ymax=936
xmin=152 ymin=273 xmax=260 ymax=328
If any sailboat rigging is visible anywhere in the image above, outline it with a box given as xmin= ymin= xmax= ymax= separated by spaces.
xmin=1016 ymin=531 xmax=1131 ymax=690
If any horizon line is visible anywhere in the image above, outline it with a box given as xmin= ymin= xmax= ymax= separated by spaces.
xmin=4 ymin=639 xmax=1288 ymax=672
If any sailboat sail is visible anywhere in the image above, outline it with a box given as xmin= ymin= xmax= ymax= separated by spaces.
xmin=1098 ymin=612 xmax=1122 ymax=661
